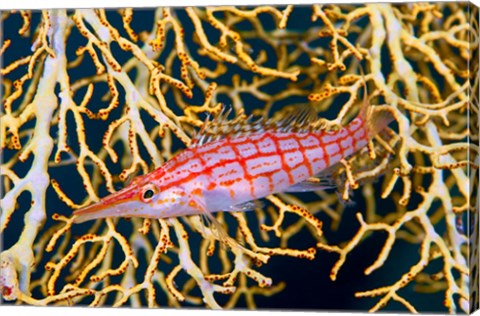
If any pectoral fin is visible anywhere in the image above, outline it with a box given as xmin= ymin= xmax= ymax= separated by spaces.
xmin=188 ymin=196 xmax=241 ymax=248
xmin=227 ymin=200 xmax=264 ymax=212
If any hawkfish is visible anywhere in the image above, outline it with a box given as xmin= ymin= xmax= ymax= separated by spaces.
xmin=73 ymin=98 xmax=392 ymax=224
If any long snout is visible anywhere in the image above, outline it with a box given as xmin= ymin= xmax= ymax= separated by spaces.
xmin=73 ymin=187 xmax=139 ymax=223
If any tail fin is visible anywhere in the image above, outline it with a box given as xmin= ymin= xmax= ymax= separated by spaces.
xmin=358 ymin=73 xmax=394 ymax=138
xmin=366 ymin=109 xmax=395 ymax=139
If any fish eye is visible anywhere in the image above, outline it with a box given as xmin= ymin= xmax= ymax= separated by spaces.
xmin=143 ymin=189 xmax=154 ymax=199
xmin=141 ymin=184 xmax=158 ymax=202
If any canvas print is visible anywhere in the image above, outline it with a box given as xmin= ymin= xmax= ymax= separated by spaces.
xmin=0 ymin=2 xmax=478 ymax=313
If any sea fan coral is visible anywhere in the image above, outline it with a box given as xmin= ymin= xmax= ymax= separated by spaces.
xmin=0 ymin=3 xmax=478 ymax=313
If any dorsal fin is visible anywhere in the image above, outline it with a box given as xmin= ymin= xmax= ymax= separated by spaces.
xmin=190 ymin=105 xmax=327 ymax=147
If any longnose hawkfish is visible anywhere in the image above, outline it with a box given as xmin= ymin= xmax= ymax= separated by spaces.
xmin=73 ymin=94 xmax=392 ymax=227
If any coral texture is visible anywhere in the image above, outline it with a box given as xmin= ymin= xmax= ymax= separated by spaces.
xmin=0 ymin=3 xmax=478 ymax=313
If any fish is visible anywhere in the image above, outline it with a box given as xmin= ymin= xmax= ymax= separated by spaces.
xmin=73 ymin=93 xmax=392 ymax=225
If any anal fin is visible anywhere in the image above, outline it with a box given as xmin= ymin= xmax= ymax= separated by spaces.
xmin=284 ymin=177 xmax=336 ymax=193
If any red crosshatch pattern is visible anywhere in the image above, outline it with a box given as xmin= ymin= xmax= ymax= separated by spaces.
xmin=158 ymin=116 xmax=369 ymax=207
xmin=72 ymin=113 xmax=373 ymax=222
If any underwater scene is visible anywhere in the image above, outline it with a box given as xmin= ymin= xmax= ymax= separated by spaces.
xmin=0 ymin=2 xmax=479 ymax=314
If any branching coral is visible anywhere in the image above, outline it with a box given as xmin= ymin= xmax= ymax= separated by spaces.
xmin=0 ymin=3 xmax=478 ymax=313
